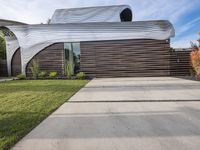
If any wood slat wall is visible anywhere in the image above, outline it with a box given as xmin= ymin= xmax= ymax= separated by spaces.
xmin=80 ymin=39 xmax=171 ymax=78
xmin=11 ymin=48 xmax=21 ymax=76
xmin=26 ymin=43 xmax=64 ymax=76
xmin=170 ymin=51 xmax=191 ymax=76
xmin=11 ymin=40 xmax=191 ymax=78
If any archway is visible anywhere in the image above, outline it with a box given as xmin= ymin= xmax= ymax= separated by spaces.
xmin=0 ymin=26 xmax=20 ymax=76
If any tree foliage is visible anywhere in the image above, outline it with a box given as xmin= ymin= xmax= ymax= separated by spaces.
xmin=190 ymin=33 xmax=200 ymax=76
xmin=0 ymin=35 xmax=6 ymax=60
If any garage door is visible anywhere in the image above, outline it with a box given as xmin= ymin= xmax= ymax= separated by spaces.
xmin=81 ymin=39 xmax=170 ymax=78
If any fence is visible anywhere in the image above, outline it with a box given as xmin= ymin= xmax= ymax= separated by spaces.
xmin=170 ymin=51 xmax=191 ymax=76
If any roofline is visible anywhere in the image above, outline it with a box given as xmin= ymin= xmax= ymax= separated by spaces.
xmin=0 ymin=19 xmax=27 ymax=26
xmin=8 ymin=20 xmax=173 ymax=27
xmin=54 ymin=5 xmax=131 ymax=12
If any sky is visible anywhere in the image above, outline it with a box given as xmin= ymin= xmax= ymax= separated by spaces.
xmin=0 ymin=0 xmax=199 ymax=48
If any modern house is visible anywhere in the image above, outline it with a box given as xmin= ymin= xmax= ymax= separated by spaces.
xmin=0 ymin=5 xmax=176 ymax=78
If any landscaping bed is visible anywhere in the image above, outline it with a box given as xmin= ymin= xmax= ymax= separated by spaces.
xmin=0 ymin=80 xmax=88 ymax=150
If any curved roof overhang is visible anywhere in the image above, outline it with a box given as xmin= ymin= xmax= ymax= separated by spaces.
xmin=7 ymin=20 xmax=175 ymax=48
xmin=50 ymin=5 xmax=133 ymax=24
xmin=0 ymin=19 xmax=26 ymax=27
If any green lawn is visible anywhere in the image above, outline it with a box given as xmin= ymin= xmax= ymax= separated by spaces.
xmin=0 ymin=80 xmax=88 ymax=150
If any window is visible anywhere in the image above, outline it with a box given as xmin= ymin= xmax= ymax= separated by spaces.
xmin=64 ymin=42 xmax=80 ymax=75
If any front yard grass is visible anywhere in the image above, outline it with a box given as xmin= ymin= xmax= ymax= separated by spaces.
xmin=0 ymin=80 xmax=88 ymax=150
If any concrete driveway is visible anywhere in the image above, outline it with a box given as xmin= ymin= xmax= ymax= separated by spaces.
xmin=12 ymin=77 xmax=200 ymax=150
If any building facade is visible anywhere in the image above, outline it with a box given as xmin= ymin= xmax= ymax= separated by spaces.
xmin=0 ymin=5 xmax=178 ymax=78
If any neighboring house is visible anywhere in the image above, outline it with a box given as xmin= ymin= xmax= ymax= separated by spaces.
xmin=0 ymin=5 xmax=176 ymax=78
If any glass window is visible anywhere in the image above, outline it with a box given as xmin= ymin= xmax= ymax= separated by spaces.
xmin=72 ymin=43 xmax=80 ymax=73
xmin=64 ymin=42 xmax=80 ymax=75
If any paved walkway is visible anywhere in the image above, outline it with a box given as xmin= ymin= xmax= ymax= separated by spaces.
xmin=0 ymin=77 xmax=14 ymax=82
xmin=12 ymin=77 xmax=200 ymax=150
xmin=70 ymin=77 xmax=200 ymax=101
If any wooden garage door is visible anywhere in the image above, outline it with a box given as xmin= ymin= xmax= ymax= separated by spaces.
xmin=81 ymin=39 xmax=170 ymax=78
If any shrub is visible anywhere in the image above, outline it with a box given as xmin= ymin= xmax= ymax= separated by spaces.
xmin=38 ymin=71 xmax=48 ymax=78
xmin=76 ymin=72 xmax=86 ymax=80
xmin=0 ymin=36 xmax=6 ymax=59
xmin=190 ymin=33 xmax=200 ymax=77
xmin=49 ymin=71 xmax=57 ymax=78
xmin=190 ymin=50 xmax=200 ymax=76
xmin=29 ymin=59 xmax=40 ymax=79
xmin=16 ymin=74 xmax=26 ymax=80
xmin=65 ymin=60 xmax=74 ymax=79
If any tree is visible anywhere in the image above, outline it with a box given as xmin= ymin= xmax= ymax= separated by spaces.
xmin=0 ymin=35 xmax=6 ymax=60
xmin=190 ymin=33 xmax=200 ymax=77
xmin=47 ymin=18 xmax=51 ymax=24
xmin=0 ymin=28 xmax=16 ymax=60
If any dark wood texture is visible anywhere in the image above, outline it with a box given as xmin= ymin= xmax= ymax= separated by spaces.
xmin=22 ymin=40 xmax=191 ymax=78
xmin=26 ymin=43 xmax=64 ymax=76
xmin=80 ymin=39 xmax=171 ymax=78
xmin=11 ymin=48 xmax=21 ymax=76
xmin=170 ymin=51 xmax=191 ymax=76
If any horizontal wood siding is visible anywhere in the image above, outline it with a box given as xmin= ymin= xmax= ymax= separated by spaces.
xmin=11 ymin=48 xmax=21 ymax=76
xmin=81 ymin=39 xmax=170 ymax=78
xmin=170 ymin=51 xmax=191 ymax=76
xmin=26 ymin=43 xmax=64 ymax=76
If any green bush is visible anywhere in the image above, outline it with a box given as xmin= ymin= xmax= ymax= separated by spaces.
xmin=16 ymin=74 xmax=26 ymax=80
xmin=76 ymin=72 xmax=86 ymax=80
xmin=0 ymin=36 xmax=6 ymax=60
xmin=29 ymin=59 xmax=40 ymax=78
xmin=38 ymin=71 xmax=48 ymax=78
xmin=49 ymin=71 xmax=57 ymax=78
xmin=65 ymin=60 xmax=74 ymax=79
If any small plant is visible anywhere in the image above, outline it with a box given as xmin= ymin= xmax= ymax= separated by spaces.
xmin=65 ymin=60 xmax=74 ymax=79
xmin=190 ymin=50 xmax=200 ymax=76
xmin=16 ymin=74 xmax=26 ymax=80
xmin=38 ymin=71 xmax=48 ymax=78
xmin=29 ymin=59 xmax=40 ymax=79
xmin=190 ymin=32 xmax=200 ymax=77
xmin=49 ymin=71 xmax=57 ymax=78
xmin=76 ymin=72 xmax=86 ymax=80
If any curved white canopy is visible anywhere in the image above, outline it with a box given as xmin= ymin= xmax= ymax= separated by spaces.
xmin=50 ymin=5 xmax=132 ymax=24
xmin=0 ymin=19 xmax=26 ymax=27
xmin=5 ymin=36 xmax=19 ymax=76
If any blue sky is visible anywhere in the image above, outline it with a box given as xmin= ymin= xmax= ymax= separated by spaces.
xmin=0 ymin=0 xmax=199 ymax=48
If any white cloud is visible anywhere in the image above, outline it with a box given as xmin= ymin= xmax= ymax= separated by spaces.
xmin=171 ymin=34 xmax=199 ymax=48
xmin=176 ymin=17 xmax=200 ymax=36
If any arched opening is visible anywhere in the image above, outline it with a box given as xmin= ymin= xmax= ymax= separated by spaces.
xmin=0 ymin=28 xmax=7 ymax=76
xmin=120 ymin=8 xmax=132 ymax=22
xmin=0 ymin=26 xmax=20 ymax=76
xmin=0 ymin=28 xmax=6 ymax=60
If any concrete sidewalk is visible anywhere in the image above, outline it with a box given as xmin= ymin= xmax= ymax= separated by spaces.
xmin=12 ymin=77 xmax=200 ymax=150
xmin=70 ymin=77 xmax=200 ymax=101
xmin=0 ymin=77 xmax=14 ymax=82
